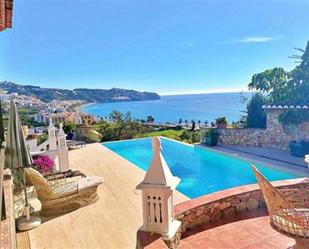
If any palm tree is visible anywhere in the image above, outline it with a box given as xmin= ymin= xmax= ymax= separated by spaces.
xmin=147 ymin=115 xmax=154 ymax=123
xmin=184 ymin=120 xmax=188 ymax=127
xmin=191 ymin=120 xmax=196 ymax=131
xmin=198 ymin=120 xmax=201 ymax=127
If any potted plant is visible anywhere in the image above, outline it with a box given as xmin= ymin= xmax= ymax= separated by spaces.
xmin=204 ymin=129 xmax=218 ymax=146
xmin=289 ymin=141 xmax=309 ymax=157
xmin=215 ymin=117 xmax=228 ymax=129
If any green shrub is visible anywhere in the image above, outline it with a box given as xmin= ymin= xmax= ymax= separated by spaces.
xmin=246 ymin=93 xmax=267 ymax=128
xmin=279 ymin=110 xmax=309 ymax=127
xmin=215 ymin=117 xmax=228 ymax=125
xmin=85 ymin=129 xmax=102 ymax=142
xmin=62 ymin=122 xmax=77 ymax=134
xmin=37 ymin=133 xmax=48 ymax=145
xmin=204 ymin=129 xmax=218 ymax=146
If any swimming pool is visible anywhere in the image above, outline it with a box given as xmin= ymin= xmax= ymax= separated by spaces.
xmin=103 ymin=137 xmax=300 ymax=198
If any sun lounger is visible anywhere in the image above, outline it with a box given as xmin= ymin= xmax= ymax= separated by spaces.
xmin=44 ymin=169 xmax=86 ymax=181
xmin=25 ymin=168 xmax=103 ymax=216
xmin=67 ymin=140 xmax=86 ymax=149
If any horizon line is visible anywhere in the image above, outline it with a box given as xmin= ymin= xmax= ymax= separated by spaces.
xmin=159 ymin=89 xmax=250 ymax=96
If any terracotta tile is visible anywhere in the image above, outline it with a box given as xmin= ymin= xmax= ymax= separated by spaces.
xmin=179 ymin=213 xmax=295 ymax=249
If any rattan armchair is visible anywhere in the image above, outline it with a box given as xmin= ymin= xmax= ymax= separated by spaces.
xmin=25 ymin=168 xmax=103 ymax=216
xmin=251 ymin=165 xmax=309 ymax=249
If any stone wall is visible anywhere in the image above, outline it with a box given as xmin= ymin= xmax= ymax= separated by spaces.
xmin=174 ymin=179 xmax=309 ymax=234
xmin=0 ymin=169 xmax=17 ymax=249
xmin=216 ymin=110 xmax=309 ymax=150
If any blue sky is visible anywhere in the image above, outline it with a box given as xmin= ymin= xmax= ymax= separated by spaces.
xmin=0 ymin=0 xmax=309 ymax=95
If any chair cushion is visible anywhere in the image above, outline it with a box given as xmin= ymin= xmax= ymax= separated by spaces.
xmin=271 ymin=208 xmax=309 ymax=238
xmin=77 ymin=176 xmax=103 ymax=191
xmin=52 ymin=181 xmax=78 ymax=198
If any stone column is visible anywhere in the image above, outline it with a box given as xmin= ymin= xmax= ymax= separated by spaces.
xmin=57 ymin=123 xmax=69 ymax=171
xmin=136 ymin=137 xmax=181 ymax=247
xmin=48 ymin=118 xmax=57 ymax=150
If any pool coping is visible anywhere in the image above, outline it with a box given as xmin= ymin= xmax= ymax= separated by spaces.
xmin=103 ymin=136 xmax=194 ymax=147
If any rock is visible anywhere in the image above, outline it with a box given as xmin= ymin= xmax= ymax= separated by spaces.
xmin=196 ymin=207 xmax=204 ymax=216
xmin=236 ymin=201 xmax=247 ymax=213
xmin=223 ymin=206 xmax=236 ymax=217
xmin=247 ymin=198 xmax=259 ymax=210
xmin=219 ymin=201 xmax=231 ymax=210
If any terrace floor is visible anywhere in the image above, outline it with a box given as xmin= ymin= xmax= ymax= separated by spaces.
xmin=23 ymin=143 xmax=189 ymax=249
xmin=178 ymin=208 xmax=295 ymax=249
xmin=19 ymin=142 xmax=308 ymax=249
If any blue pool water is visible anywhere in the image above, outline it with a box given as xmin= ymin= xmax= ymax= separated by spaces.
xmin=103 ymin=137 xmax=299 ymax=198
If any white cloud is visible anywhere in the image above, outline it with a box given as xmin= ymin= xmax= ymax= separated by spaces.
xmin=236 ymin=36 xmax=276 ymax=43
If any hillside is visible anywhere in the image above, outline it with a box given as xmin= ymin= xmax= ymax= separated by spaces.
xmin=0 ymin=81 xmax=160 ymax=103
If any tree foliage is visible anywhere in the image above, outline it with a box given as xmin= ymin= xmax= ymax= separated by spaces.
xmin=215 ymin=117 xmax=228 ymax=125
xmin=94 ymin=111 xmax=152 ymax=142
xmin=62 ymin=122 xmax=77 ymax=134
xmin=246 ymin=93 xmax=267 ymax=128
xmin=248 ymin=41 xmax=309 ymax=105
xmin=146 ymin=115 xmax=155 ymax=123
xmin=18 ymin=108 xmax=44 ymax=127
xmin=180 ymin=130 xmax=201 ymax=143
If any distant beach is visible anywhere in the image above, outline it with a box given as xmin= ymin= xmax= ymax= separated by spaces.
xmin=82 ymin=92 xmax=253 ymax=124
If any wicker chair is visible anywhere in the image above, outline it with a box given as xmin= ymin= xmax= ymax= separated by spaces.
xmin=251 ymin=165 xmax=309 ymax=249
xmin=25 ymin=168 xmax=103 ymax=216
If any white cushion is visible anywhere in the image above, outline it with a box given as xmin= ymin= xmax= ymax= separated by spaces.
xmin=77 ymin=176 xmax=103 ymax=191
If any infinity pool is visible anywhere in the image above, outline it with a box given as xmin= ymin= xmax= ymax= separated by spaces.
xmin=103 ymin=137 xmax=299 ymax=198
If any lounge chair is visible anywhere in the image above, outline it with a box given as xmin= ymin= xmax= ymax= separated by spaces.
xmin=251 ymin=165 xmax=309 ymax=249
xmin=25 ymin=168 xmax=103 ymax=216
xmin=67 ymin=140 xmax=86 ymax=149
xmin=44 ymin=169 xmax=86 ymax=181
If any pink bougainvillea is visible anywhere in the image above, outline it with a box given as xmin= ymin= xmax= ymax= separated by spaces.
xmin=32 ymin=155 xmax=55 ymax=174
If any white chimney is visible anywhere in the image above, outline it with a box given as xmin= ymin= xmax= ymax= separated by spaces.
xmin=48 ymin=118 xmax=57 ymax=150
xmin=136 ymin=137 xmax=181 ymax=239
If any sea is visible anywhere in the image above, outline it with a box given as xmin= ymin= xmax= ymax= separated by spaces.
xmin=82 ymin=92 xmax=253 ymax=124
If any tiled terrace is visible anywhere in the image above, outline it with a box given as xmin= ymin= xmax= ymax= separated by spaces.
xmin=139 ymin=213 xmax=296 ymax=249
xmin=178 ymin=209 xmax=295 ymax=249
xmin=23 ymin=143 xmax=188 ymax=249
xmin=174 ymin=178 xmax=309 ymax=249
xmin=142 ymin=177 xmax=309 ymax=249
xmin=19 ymin=142 xmax=309 ymax=249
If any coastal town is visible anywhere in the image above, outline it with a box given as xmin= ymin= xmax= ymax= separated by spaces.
xmin=0 ymin=88 xmax=95 ymax=127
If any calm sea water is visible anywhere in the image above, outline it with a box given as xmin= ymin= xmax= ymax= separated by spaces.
xmin=83 ymin=92 xmax=252 ymax=124
xmin=104 ymin=138 xmax=298 ymax=198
